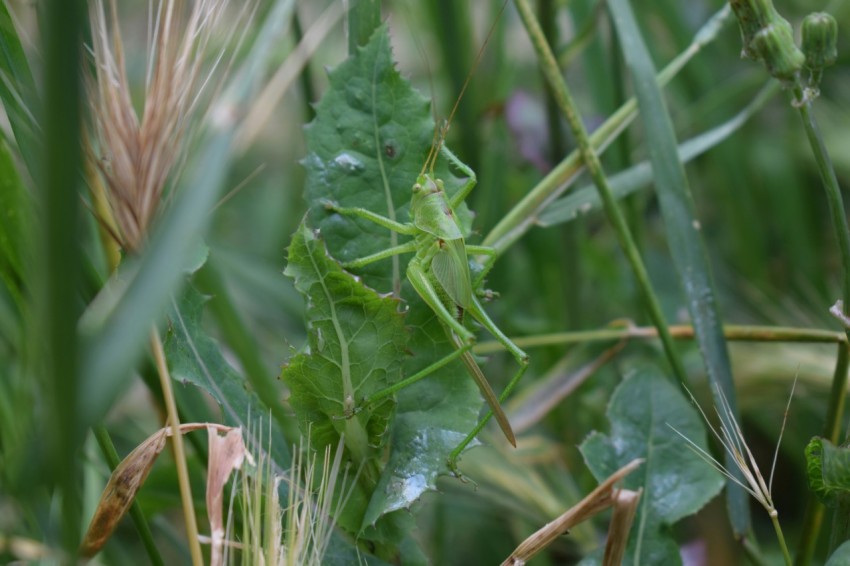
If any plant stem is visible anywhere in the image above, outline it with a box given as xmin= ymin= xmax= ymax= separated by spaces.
xmin=771 ymin=511 xmax=793 ymax=566
xmin=793 ymin=87 xmax=850 ymax=320
xmin=481 ymin=5 xmax=732 ymax=255
xmin=792 ymin=82 xmax=850 ymax=439
xmin=789 ymin=80 xmax=850 ymax=559
xmin=150 ymin=327 xmax=203 ymax=566
xmin=41 ymin=0 xmax=84 ymax=556
xmin=512 ymin=0 xmax=688 ymax=388
xmin=474 ymin=323 xmax=845 ymax=354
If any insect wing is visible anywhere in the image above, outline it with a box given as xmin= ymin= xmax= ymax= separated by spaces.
xmin=412 ymin=191 xmax=464 ymax=240
xmin=431 ymin=238 xmax=472 ymax=308
xmin=458 ymin=347 xmax=516 ymax=447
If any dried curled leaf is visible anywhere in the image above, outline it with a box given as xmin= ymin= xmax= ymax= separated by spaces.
xmin=81 ymin=423 xmax=234 ymax=557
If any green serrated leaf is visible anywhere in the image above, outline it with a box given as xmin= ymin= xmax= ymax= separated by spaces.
xmin=164 ymin=284 xmax=290 ymax=468
xmin=299 ymin=24 xmax=482 ymax=527
xmin=579 ymin=367 xmax=723 ymax=564
xmin=806 ymin=437 xmax=850 ymax=508
xmin=282 ymin=221 xmax=406 ymax=459
xmin=281 ymin=221 xmax=408 ymax=538
xmin=304 ymin=24 xmax=469 ymax=293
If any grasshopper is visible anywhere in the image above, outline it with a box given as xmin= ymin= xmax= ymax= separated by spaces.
xmin=324 ymin=122 xmax=529 ymax=472
xmin=323 ymin=0 xmax=522 ymax=474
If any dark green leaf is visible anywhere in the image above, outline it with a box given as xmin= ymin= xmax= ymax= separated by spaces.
xmin=608 ymin=0 xmax=751 ymax=535
xmin=304 ymin=24 xmax=469 ymax=294
xmin=579 ymin=367 xmax=723 ymax=564
xmin=299 ymin=24 xmax=482 ymax=529
xmin=826 ymin=541 xmax=850 ymax=566
xmin=281 ymin=222 xmax=405 ymax=531
xmin=282 ymin=222 xmax=406 ymax=461
xmin=806 ymin=437 xmax=850 ymax=508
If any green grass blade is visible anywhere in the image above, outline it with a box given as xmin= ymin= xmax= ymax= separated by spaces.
xmin=607 ymin=0 xmax=751 ymax=536
xmin=482 ymin=5 xmax=734 ymax=254
xmin=537 ymin=81 xmax=778 ymax=227
xmin=0 ymin=2 xmax=39 ymax=176
xmin=39 ymin=0 xmax=85 ymax=553
xmin=78 ymin=131 xmax=234 ymax=431
xmin=0 ymin=137 xmax=30 ymax=308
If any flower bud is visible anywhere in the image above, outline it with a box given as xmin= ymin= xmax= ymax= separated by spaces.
xmin=730 ymin=0 xmax=787 ymax=59
xmin=802 ymin=12 xmax=838 ymax=70
xmin=752 ymin=22 xmax=805 ymax=80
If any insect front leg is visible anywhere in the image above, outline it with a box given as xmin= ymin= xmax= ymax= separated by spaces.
xmin=323 ymin=200 xmax=418 ymax=235
xmin=340 ymin=242 xmax=418 ymax=269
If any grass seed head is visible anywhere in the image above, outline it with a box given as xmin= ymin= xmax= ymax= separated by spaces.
xmin=85 ymin=0 xmax=233 ymax=252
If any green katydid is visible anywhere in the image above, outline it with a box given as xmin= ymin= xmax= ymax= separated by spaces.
xmin=322 ymin=1 xmax=525 ymax=473
xmin=324 ymin=143 xmax=529 ymax=472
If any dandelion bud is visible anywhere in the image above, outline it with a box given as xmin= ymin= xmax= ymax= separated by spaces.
xmin=802 ymin=12 xmax=838 ymax=70
xmin=730 ymin=0 xmax=786 ymax=59
xmin=752 ymin=22 xmax=805 ymax=80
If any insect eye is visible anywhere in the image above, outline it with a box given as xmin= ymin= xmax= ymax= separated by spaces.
xmin=413 ymin=183 xmax=422 ymax=193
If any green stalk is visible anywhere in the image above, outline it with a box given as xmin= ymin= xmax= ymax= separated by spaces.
xmin=771 ymin=511 xmax=793 ymax=566
xmin=150 ymin=328 xmax=203 ymax=566
xmin=40 ymin=0 xmax=84 ymax=556
xmin=482 ymin=5 xmax=732 ymax=254
xmin=793 ymin=85 xmax=850 ymax=320
xmin=511 ymin=0 xmax=688 ymax=387
xmin=474 ymin=323 xmax=846 ymax=354
xmin=789 ymin=81 xmax=850 ymax=561
xmin=291 ymin=10 xmax=317 ymax=122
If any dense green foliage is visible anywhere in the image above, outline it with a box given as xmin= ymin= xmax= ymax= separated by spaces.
xmin=1 ymin=0 xmax=850 ymax=564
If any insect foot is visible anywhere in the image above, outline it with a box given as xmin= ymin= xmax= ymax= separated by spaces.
xmin=447 ymin=457 xmax=477 ymax=486
xmin=320 ymin=198 xmax=341 ymax=212
xmin=475 ymin=288 xmax=500 ymax=301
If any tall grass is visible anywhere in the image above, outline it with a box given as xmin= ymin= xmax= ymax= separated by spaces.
xmin=0 ymin=0 xmax=848 ymax=564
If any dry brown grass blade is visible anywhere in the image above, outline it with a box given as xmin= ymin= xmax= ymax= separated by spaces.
xmin=80 ymin=423 xmax=234 ymax=558
xmin=500 ymin=458 xmax=644 ymax=566
xmin=206 ymin=426 xmax=248 ymax=566
xmin=601 ymin=488 xmax=642 ymax=566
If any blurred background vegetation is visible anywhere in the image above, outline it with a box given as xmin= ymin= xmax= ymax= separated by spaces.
xmin=1 ymin=0 xmax=849 ymax=564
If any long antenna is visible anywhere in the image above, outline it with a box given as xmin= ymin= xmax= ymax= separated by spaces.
xmin=421 ymin=0 xmax=510 ymax=175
